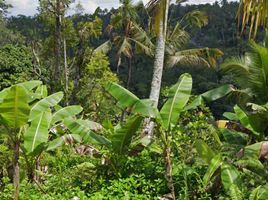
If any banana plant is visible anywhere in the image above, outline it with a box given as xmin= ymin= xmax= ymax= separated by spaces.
xmin=195 ymin=102 xmax=268 ymax=199
xmin=105 ymin=73 xmax=232 ymax=199
xmin=0 ymin=80 xmax=109 ymax=199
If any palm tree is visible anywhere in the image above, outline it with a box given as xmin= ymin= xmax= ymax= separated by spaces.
xmin=98 ymin=0 xmax=154 ymax=89
xmin=166 ymin=10 xmax=223 ymax=68
xmin=221 ymin=34 xmax=268 ymax=105
xmin=147 ymin=0 xmax=170 ymax=106
xmin=238 ymin=0 xmax=268 ymax=38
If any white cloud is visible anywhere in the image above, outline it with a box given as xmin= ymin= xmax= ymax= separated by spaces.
xmin=7 ymin=0 xmax=39 ymax=16
xmin=6 ymin=0 xmax=237 ymax=16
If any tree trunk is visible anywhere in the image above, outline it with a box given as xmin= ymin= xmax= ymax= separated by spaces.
xmin=53 ymin=0 xmax=62 ymax=91
xmin=149 ymin=0 xmax=169 ymax=106
xmin=142 ymin=0 xmax=170 ymax=138
xmin=13 ymin=138 xmax=20 ymax=200
xmin=164 ymin=146 xmax=175 ymax=200
xmin=63 ymin=38 xmax=69 ymax=97
xmin=127 ymin=57 xmax=132 ymax=89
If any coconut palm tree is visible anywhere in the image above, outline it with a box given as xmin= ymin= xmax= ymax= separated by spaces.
xmin=238 ymin=0 xmax=268 ymax=38
xmin=98 ymin=0 xmax=154 ymax=89
xmin=166 ymin=10 xmax=223 ymax=68
xmin=221 ymin=34 xmax=268 ymax=105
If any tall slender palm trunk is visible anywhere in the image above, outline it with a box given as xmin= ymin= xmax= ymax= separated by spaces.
xmin=147 ymin=1 xmax=175 ymax=198
xmin=149 ymin=0 xmax=169 ymax=106
xmin=53 ymin=0 xmax=62 ymax=91
xmin=143 ymin=0 xmax=170 ymax=137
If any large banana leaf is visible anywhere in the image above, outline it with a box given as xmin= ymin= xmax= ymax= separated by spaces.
xmin=24 ymin=111 xmax=52 ymax=153
xmin=29 ymin=92 xmax=63 ymax=121
xmin=47 ymin=134 xmax=82 ymax=151
xmin=160 ymin=73 xmax=192 ymax=130
xmin=51 ymin=105 xmax=83 ymax=125
xmin=234 ymin=105 xmax=259 ymax=136
xmin=112 ymin=115 xmax=143 ymax=154
xmin=76 ymin=119 xmax=103 ymax=132
xmin=18 ymin=80 xmax=42 ymax=91
xmin=203 ymin=154 xmax=222 ymax=188
xmin=221 ymin=164 xmax=240 ymax=190
xmin=34 ymin=85 xmax=48 ymax=98
xmin=0 ymin=88 xmax=10 ymax=103
xmin=195 ymin=139 xmax=216 ymax=165
xmin=27 ymin=84 xmax=48 ymax=103
xmin=132 ymin=99 xmax=159 ymax=118
xmin=105 ymin=82 xmax=139 ymax=109
xmin=64 ymin=118 xmax=110 ymax=145
xmin=0 ymin=85 xmax=30 ymax=128
xmin=185 ymin=85 xmax=233 ymax=111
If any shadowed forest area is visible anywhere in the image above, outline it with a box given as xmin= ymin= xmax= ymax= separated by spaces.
xmin=1 ymin=0 xmax=268 ymax=199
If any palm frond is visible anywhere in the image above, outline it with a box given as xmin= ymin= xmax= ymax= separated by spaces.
xmin=238 ymin=0 xmax=268 ymax=39
xmin=166 ymin=23 xmax=190 ymax=54
xmin=167 ymin=48 xmax=223 ymax=68
xmin=93 ymin=40 xmax=112 ymax=55
xmin=147 ymin=0 xmax=169 ymax=35
xmin=183 ymin=10 xmax=208 ymax=28
xmin=116 ymin=37 xmax=133 ymax=60
xmin=131 ymin=22 xmax=155 ymax=56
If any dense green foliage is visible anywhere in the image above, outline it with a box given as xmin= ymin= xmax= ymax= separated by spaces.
xmin=1 ymin=0 xmax=268 ymax=199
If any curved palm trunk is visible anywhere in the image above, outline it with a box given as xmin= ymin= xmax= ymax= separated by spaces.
xmin=149 ymin=0 xmax=169 ymax=106
xmin=149 ymin=21 xmax=165 ymax=105
xmin=143 ymin=0 xmax=170 ymax=137
xmin=148 ymin=1 xmax=175 ymax=198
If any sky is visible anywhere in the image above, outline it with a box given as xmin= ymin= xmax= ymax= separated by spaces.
xmin=6 ymin=0 xmax=235 ymax=16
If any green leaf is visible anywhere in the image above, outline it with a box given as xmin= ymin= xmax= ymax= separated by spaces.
xmin=27 ymin=85 xmax=48 ymax=103
xmin=223 ymin=112 xmax=239 ymax=121
xmin=221 ymin=164 xmax=240 ymax=190
xmin=64 ymin=118 xmax=110 ymax=145
xmin=24 ymin=111 xmax=52 ymax=153
xmin=105 ymin=82 xmax=139 ymax=109
xmin=203 ymin=154 xmax=222 ymax=188
xmin=258 ymin=185 xmax=268 ymax=200
xmin=185 ymin=85 xmax=233 ymax=111
xmin=0 ymin=88 xmax=9 ymax=103
xmin=112 ymin=115 xmax=143 ymax=154
xmin=132 ymin=99 xmax=159 ymax=118
xmin=195 ymin=139 xmax=216 ymax=165
xmin=29 ymin=92 xmax=63 ymax=121
xmin=249 ymin=186 xmax=261 ymax=200
xmin=234 ymin=105 xmax=259 ymax=135
xmin=35 ymin=85 xmax=48 ymax=98
xmin=47 ymin=134 xmax=81 ymax=151
xmin=160 ymin=73 xmax=192 ymax=130
xmin=201 ymin=85 xmax=233 ymax=102
xmin=0 ymin=85 xmax=30 ymax=128
xmin=18 ymin=80 xmax=42 ymax=91
xmin=221 ymin=129 xmax=248 ymax=145
xmin=229 ymin=184 xmax=243 ymax=200
xmin=51 ymin=105 xmax=83 ymax=125
xmin=76 ymin=119 xmax=103 ymax=132
xmin=244 ymin=142 xmax=262 ymax=159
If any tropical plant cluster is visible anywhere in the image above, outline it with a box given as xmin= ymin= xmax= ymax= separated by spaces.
xmin=1 ymin=0 xmax=268 ymax=199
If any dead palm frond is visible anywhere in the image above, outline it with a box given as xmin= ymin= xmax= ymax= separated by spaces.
xmin=238 ymin=0 xmax=268 ymax=39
